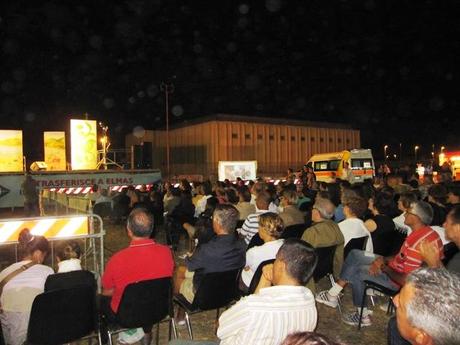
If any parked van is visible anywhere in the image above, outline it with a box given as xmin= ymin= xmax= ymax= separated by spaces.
xmin=307 ymin=149 xmax=375 ymax=183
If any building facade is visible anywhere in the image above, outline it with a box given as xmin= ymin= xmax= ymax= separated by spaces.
xmin=125 ymin=114 xmax=360 ymax=179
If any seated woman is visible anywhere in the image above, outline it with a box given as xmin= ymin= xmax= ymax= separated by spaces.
xmin=0 ymin=229 xmax=53 ymax=345
xmin=44 ymin=240 xmax=95 ymax=291
xmin=240 ymin=212 xmax=285 ymax=290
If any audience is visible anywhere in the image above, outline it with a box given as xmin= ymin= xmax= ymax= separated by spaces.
xmin=0 ymin=229 xmax=53 ymax=345
xmin=281 ymin=332 xmax=343 ymax=345
xmin=278 ymin=189 xmax=306 ymax=227
xmin=316 ymin=201 xmax=443 ymax=327
xmin=239 ymin=190 xmax=272 ymax=244
xmin=235 ymin=186 xmax=256 ymax=220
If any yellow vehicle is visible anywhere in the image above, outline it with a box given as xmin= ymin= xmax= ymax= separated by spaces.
xmin=307 ymin=149 xmax=375 ymax=183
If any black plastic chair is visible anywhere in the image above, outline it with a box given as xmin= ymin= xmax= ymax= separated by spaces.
xmin=236 ymin=220 xmax=245 ymax=229
xmin=281 ymin=223 xmax=306 ymax=239
xmin=246 ymin=233 xmax=264 ymax=250
xmin=358 ymin=280 xmax=400 ymax=330
xmin=344 ymin=236 xmax=369 ymax=259
xmin=106 ymin=277 xmax=176 ymax=345
xmin=173 ymin=269 xmax=241 ymax=339
xmin=312 ymin=245 xmax=337 ymax=283
xmin=442 ymin=242 xmax=459 ymax=266
xmin=45 ymin=270 xmax=96 ymax=292
xmin=247 ymin=259 xmax=276 ymax=295
xmin=27 ymin=285 xmax=101 ymax=345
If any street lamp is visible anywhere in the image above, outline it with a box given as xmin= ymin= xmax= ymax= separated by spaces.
xmin=160 ymin=81 xmax=175 ymax=179
xmin=384 ymin=145 xmax=388 ymax=161
xmin=414 ymin=145 xmax=419 ymax=163
xmin=441 ymin=146 xmax=445 ymax=153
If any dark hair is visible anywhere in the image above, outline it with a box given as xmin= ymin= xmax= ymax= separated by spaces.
xmin=18 ymin=228 xmax=50 ymax=257
xmin=373 ymin=192 xmax=396 ymax=216
xmin=127 ymin=208 xmax=153 ymax=237
xmin=281 ymin=332 xmax=343 ymax=345
xmin=428 ymin=184 xmax=448 ymax=204
xmin=326 ymin=183 xmax=341 ymax=206
xmin=204 ymin=196 xmax=219 ymax=214
xmin=277 ymin=239 xmax=317 ymax=285
xmin=399 ymin=191 xmax=419 ymax=209
xmin=56 ymin=240 xmax=82 ymax=261
xmin=448 ymin=182 xmax=460 ymax=198
xmin=201 ymin=181 xmax=212 ymax=195
xmin=448 ymin=205 xmax=460 ymax=225
xmin=341 ymin=188 xmax=368 ymax=218
xmin=226 ymin=188 xmax=239 ymax=204
xmin=238 ymin=186 xmax=252 ymax=202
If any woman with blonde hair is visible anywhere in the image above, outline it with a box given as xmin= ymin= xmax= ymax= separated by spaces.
xmin=240 ymin=212 xmax=285 ymax=290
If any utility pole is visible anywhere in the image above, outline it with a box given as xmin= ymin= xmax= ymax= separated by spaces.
xmin=160 ymin=81 xmax=174 ymax=179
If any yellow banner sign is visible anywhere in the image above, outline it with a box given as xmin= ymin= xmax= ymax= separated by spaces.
xmin=0 ymin=130 xmax=23 ymax=172
xmin=0 ymin=216 xmax=89 ymax=243
xmin=44 ymin=131 xmax=66 ymax=171
xmin=70 ymin=119 xmax=97 ymax=170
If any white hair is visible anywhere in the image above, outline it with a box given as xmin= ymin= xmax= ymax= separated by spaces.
xmin=406 ymin=268 xmax=460 ymax=345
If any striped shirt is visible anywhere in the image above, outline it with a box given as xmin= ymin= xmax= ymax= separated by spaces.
xmin=389 ymin=225 xmax=443 ymax=274
xmin=217 ymin=285 xmax=317 ymax=345
xmin=238 ymin=210 xmax=271 ymax=244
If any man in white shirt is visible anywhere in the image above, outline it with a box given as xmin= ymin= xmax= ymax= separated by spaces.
xmin=169 ymin=239 xmax=318 ymax=345
xmin=238 ymin=191 xmax=272 ymax=244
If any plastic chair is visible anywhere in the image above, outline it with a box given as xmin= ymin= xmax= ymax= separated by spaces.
xmin=281 ymin=223 xmax=306 ymax=239
xmin=344 ymin=236 xmax=368 ymax=259
xmin=173 ymin=269 xmax=241 ymax=339
xmin=45 ymin=270 xmax=97 ymax=292
xmin=27 ymin=285 xmax=101 ymax=345
xmin=358 ymin=280 xmax=399 ymax=330
xmin=247 ymin=259 xmax=275 ymax=295
xmin=106 ymin=277 xmax=176 ymax=345
xmin=442 ymin=242 xmax=459 ymax=266
xmin=312 ymin=245 xmax=337 ymax=283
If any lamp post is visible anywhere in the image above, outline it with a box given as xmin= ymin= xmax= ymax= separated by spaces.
xmin=160 ymin=81 xmax=175 ymax=179
xmin=384 ymin=145 xmax=388 ymax=162
xmin=414 ymin=145 xmax=419 ymax=163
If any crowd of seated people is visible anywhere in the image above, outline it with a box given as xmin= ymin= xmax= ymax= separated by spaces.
xmin=2 ymin=169 xmax=460 ymax=345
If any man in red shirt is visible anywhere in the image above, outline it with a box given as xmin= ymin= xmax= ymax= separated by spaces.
xmin=316 ymin=201 xmax=443 ymax=327
xmin=101 ymin=208 xmax=174 ymax=343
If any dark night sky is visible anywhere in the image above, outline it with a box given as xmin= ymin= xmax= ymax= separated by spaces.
xmin=1 ymin=0 xmax=459 ymax=163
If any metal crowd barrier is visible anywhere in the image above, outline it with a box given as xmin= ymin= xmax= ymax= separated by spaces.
xmin=0 ymin=214 xmax=105 ymax=282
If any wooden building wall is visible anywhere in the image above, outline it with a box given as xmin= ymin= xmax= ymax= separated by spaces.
xmin=126 ymin=119 xmax=360 ymax=178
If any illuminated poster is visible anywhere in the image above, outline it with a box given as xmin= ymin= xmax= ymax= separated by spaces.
xmin=44 ymin=131 xmax=66 ymax=171
xmin=218 ymin=161 xmax=257 ymax=181
xmin=70 ymin=119 xmax=97 ymax=170
xmin=0 ymin=130 xmax=23 ymax=172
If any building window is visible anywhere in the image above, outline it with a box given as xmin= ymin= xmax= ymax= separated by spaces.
xmin=301 ymin=137 xmax=305 ymax=142
xmin=232 ymin=133 xmax=238 ymax=139
xmin=245 ymin=134 xmax=251 ymax=139
xmin=269 ymin=135 xmax=274 ymax=140
xmin=257 ymin=134 xmax=263 ymax=140
xmin=338 ymin=138 xmax=342 ymax=143
xmin=311 ymin=137 xmax=315 ymax=142
xmin=346 ymin=138 xmax=350 ymax=144
xmin=320 ymin=137 xmax=324 ymax=143
xmin=291 ymin=136 xmax=295 ymax=141
xmin=329 ymin=138 xmax=333 ymax=143
xmin=280 ymin=135 xmax=285 ymax=141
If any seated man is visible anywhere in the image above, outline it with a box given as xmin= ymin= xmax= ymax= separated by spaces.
xmin=101 ymin=208 xmax=174 ymax=344
xmin=391 ymin=268 xmax=460 ymax=345
xmin=316 ymin=201 xmax=443 ymax=327
xmin=170 ymin=239 xmax=318 ymax=345
xmin=238 ymin=191 xmax=272 ymax=244
xmin=301 ymin=197 xmax=344 ymax=292
xmin=174 ymin=204 xmax=246 ymax=318
xmin=278 ymin=189 xmax=305 ymax=227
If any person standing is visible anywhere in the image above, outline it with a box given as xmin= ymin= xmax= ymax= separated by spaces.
xmin=21 ymin=173 xmax=39 ymax=217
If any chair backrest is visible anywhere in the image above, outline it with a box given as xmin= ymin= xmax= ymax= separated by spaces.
xmin=442 ymin=242 xmax=459 ymax=266
xmin=93 ymin=202 xmax=112 ymax=218
xmin=236 ymin=220 xmax=245 ymax=229
xmin=246 ymin=233 xmax=264 ymax=251
xmin=192 ymin=269 xmax=241 ymax=310
xmin=281 ymin=223 xmax=306 ymax=239
xmin=45 ymin=270 xmax=96 ymax=292
xmin=116 ymin=277 xmax=172 ymax=329
xmin=344 ymin=236 xmax=368 ymax=259
xmin=247 ymin=259 xmax=276 ymax=295
xmin=27 ymin=286 xmax=97 ymax=345
xmin=313 ymin=245 xmax=337 ymax=282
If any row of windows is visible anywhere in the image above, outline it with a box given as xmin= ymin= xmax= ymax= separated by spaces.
xmin=231 ymin=133 xmax=351 ymax=144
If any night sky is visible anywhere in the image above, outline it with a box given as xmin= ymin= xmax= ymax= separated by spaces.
xmin=1 ymin=0 xmax=459 ymax=163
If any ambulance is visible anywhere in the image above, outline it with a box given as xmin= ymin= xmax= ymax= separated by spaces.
xmin=307 ymin=149 xmax=375 ymax=183
xmin=439 ymin=151 xmax=460 ymax=180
